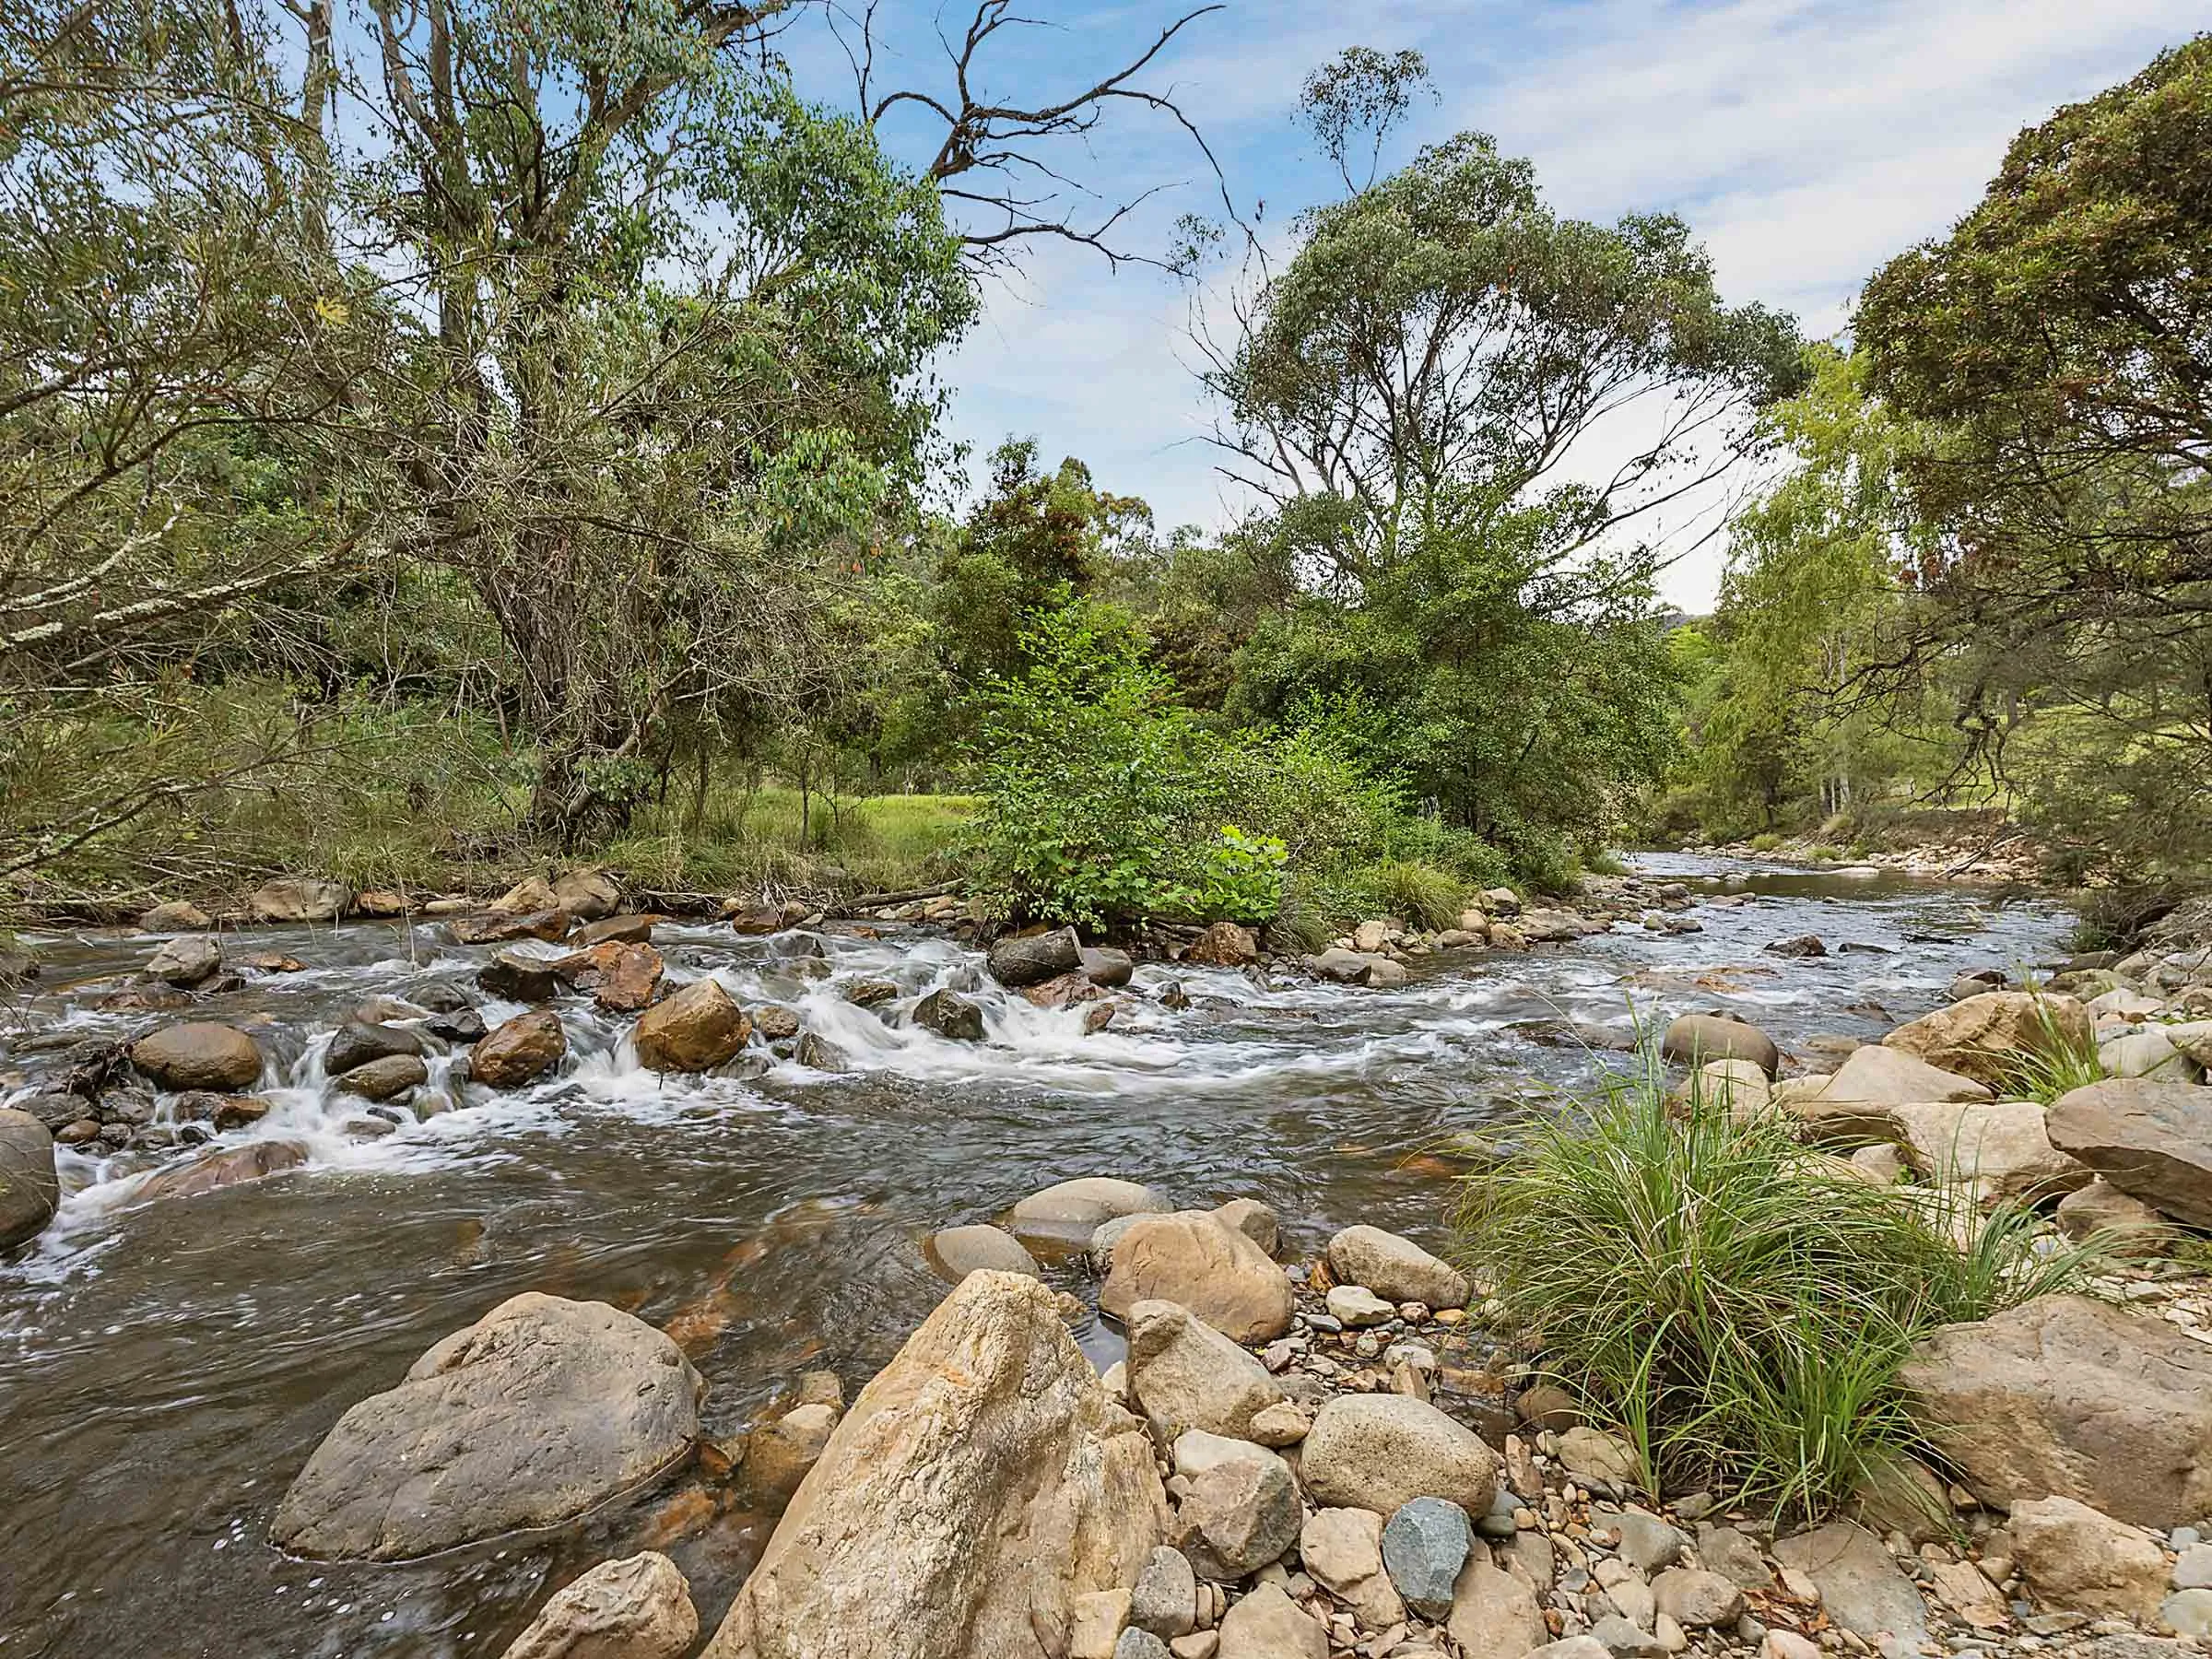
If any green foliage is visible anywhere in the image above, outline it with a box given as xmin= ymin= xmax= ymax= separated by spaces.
xmin=1367 ymin=861 xmax=1465 ymax=931
xmin=1458 ymin=1067 xmax=2105 ymax=1516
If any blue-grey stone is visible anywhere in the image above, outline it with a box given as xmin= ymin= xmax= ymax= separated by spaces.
xmin=1382 ymin=1496 xmax=1474 ymax=1620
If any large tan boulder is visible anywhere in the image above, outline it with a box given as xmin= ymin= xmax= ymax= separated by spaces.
xmin=704 ymin=1271 xmax=1166 ymax=1658
xmin=500 ymin=1551 xmax=699 ymax=1659
xmin=2047 ymin=1077 xmax=2212 ymax=1228
xmin=1883 ymin=992 xmax=2090 ymax=1088
xmin=633 ymin=978 xmax=751 ymax=1072
xmin=1788 ymin=1045 xmax=1990 ymax=1139
xmin=2008 ymin=1496 xmax=2168 ymax=1619
xmin=1888 ymin=1100 xmax=2092 ymax=1203
xmin=1449 ymin=1556 xmax=1546 ymax=1659
xmin=273 ymin=1294 xmax=704 ymax=1559
xmin=1124 ymin=1300 xmax=1288 ymax=1441
xmin=1217 ymin=1583 xmax=1326 ymax=1659
xmin=1100 ymin=1210 xmax=1293 ymax=1343
xmin=1901 ymin=1294 xmax=2212 ymax=1526
xmin=1325 ymin=1224 xmax=1469 ymax=1309
xmin=1299 ymin=1394 xmax=1502 ymax=1517
xmin=131 ymin=1022 xmax=265 ymax=1091
xmin=550 ymin=867 xmax=623 ymax=922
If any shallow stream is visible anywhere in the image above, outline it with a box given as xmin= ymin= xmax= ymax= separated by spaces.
xmin=0 ymin=854 xmax=2071 ymax=1656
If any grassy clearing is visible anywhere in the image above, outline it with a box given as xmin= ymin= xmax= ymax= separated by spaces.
xmin=1455 ymin=1061 xmax=2108 ymax=1519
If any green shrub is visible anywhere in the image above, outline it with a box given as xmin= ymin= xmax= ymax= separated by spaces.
xmin=1749 ymin=831 xmax=1783 ymax=853
xmin=1456 ymin=1065 xmax=2106 ymax=1518
xmin=1370 ymin=860 xmax=1465 ymax=931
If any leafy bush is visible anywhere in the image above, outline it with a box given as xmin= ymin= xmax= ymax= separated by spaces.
xmin=1456 ymin=1065 xmax=2105 ymax=1518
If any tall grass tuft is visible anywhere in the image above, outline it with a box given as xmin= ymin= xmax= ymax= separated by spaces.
xmin=1370 ymin=860 xmax=1465 ymax=931
xmin=1456 ymin=1060 xmax=2106 ymax=1519
xmin=2008 ymin=1003 xmax=2106 ymax=1104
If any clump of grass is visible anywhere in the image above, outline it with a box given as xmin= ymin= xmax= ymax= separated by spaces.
xmin=1369 ymin=859 xmax=1465 ymax=931
xmin=1456 ymin=1062 xmax=2105 ymax=1519
xmin=1748 ymin=831 xmax=1783 ymax=853
xmin=2008 ymin=1002 xmax=2107 ymax=1104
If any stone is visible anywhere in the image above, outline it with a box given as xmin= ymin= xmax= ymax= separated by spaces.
xmin=2008 ymin=1496 xmax=2167 ymax=1619
xmin=1325 ymin=1224 xmax=1470 ymax=1309
xmin=132 ymin=1138 xmax=308 ymax=1202
xmin=1765 ymin=934 xmax=1827 ymax=958
xmin=454 ymin=910 xmax=574 ymax=947
xmin=140 ymin=898 xmax=213 ymax=931
xmin=925 ymin=1223 xmax=1040 ymax=1282
xmin=1450 ymin=1558 xmax=1549 ymax=1659
xmin=751 ymin=1005 xmax=799 ymax=1041
xmin=1169 ymin=1637 xmax=1218 ymax=1659
xmin=1927 ymin=1559 xmax=2007 ymax=1630
xmin=1215 ymin=1583 xmax=1324 ymax=1659
xmin=2100 ymin=1029 xmax=2200 ymax=1083
xmin=1081 ymin=947 xmax=1135 ymax=988
xmin=131 ymin=1022 xmax=264 ymax=1091
xmin=326 ymin=1020 xmax=425 ymax=1077
xmin=1107 ymin=1625 xmax=1167 ymax=1659
xmin=1660 ymin=1014 xmax=1778 ymax=1076
xmin=553 ymin=941 xmax=664 ymax=1013
xmin=1186 ymin=923 xmax=1260 ymax=968
xmin=146 ymin=933 xmax=221 ymax=986
xmin=491 ymin=876 xmax=561 ymax=913
xmin=1012 ymin=1176 xmax=1173 ymax=1247
xmin=472 ymin=1010 xmax=568 ymax=1088
xmin=1900 ymin=1294 xmax=2212 ymax=1526
xmin=249 ymin=876 xmax=352 ymax=922
xmin=2162 ymin=1589 xmax=2212 ymax=1637
xmin=1212 ymin=1197 xmax=1278 ymax=1256
xmin=338 ymin=1053 xmax=429 ymax=1101
xmin=499 ymin=1551 xmax=698 ymax=1659
xmin=1176 ymin=1444 xmax=1301 ymax=1579
xmin=1607 ymin=1578 xmax=1659 ymax=1632
xmin=1852 ymin=1454 xmax=1952 ymax=1546
xmin=912 ymin=988 xmax=985 ymax=1041
xmin=1382 ymin=1497 xmax=1473 ymax=1620
xmin=574 ymin=913 xmax=656 ymax=947
xmin=0 ymin=1109 xmax=60 ymax=1251
xmin=273 ymin=1293 xmax=703 ymax=1559
xmin=1697 ymin=1058 xmax=1771 ymax=1117
xmin=1325 ymin=1285 xmax=1395 ymax=1327
xmin=1130 ymin=1545 xmax=1199 ymax=1639
xmin=1799 ymin=1044 xmax=1992 ymax=1129
xmin=1558 ymin=1426 xmax=1641 ymax=1488
xmin=1849 ymin=1143 xmax=1909 ymax=1184
xmin=1308 ymin=947 xmax=1406 ymax=986
xmin=1299 ymin=1394 xmax=1503 ymax=1517
xmin=746 ymin=1401 xmax=839 ymax=1510
xmin=987 ymin=927 xmax=1084 ymax=988
xmin=550 ymin=868 xmax=621 ymax=922
xmin=2047 ymin=1078 xmax=2212 ymax=1228
xmin=1101 ymin=1210 xmax=1294 ymax=1343
xmin=1888 ymin=1099 xmax=2091 ymax=1203
xmin=427 ymin=1008 xmax=487 ymax=1043
xmin=1762 ymin=1634 xmax=1821 ymax=1659
xmin=2057 ymin=1178 xmax=2173 ymax=1248
xmin=633 ymin=978 xmax=751 ymax=1072
xmin=480 ymin=949 xmax=564 ymax=1002
xmin=702 ymin=1273 xmax=1165 ymax=1658
xmin=1515 ymin=1383 xmax=1583 ymax=1433
xmin=1247 ymin=1401 xmax=1311 ymax=1447
xmin=1302 ymin=1505 xmax=1406 ymax=1627
xmin=1771 ymin=1522 xmax=1928 ymax=1642
xmin=1651 ymin=1569 xmax=1744 ymax=1629
xmin=1611 ymin=1508 xmax=1685 ymax=1572
xmin=1124 ymin=1300 xmax=1288 ymax=1442
xmin=1883 ymin=992 xmax=2092 ymax=1088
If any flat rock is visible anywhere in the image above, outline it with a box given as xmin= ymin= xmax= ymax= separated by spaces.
xmin=1326 ymin=1224 xmax=1469 ymax=1309
xmin=1900 ymin=1293 xmax=2212 ymax=1526
xmin=1011 ymin=1176 xmax=1171 ymax=1248
xmin=1302 ymin=1505 xmax=1406 ymax=1628
xmin=2048 ymin=1078 xmax=2212 ymax=1228
xmin=249 ymin=877 xmax=352 ymax=922
xmin=1771 ymin=1522 xmax=1928 ymax=1642
xmin=1299 ymin=1393 xmax=1502 ymax=1517
xmin=2010 ymin=1495 xmax=2167 ymax=1619
xmin=499 ymin=1551 xmax=698 ymax=1659
xmin=2056 ymin=1177 xmax=2173 ymax=1247
xmin=1883 ymin=991 xmax=2090 ymax=1088
xmin=273 ymin=1293 xmax=703 ymax=1559
xmin=133 ymin=1138 xmax=308 ymax=1202
xmin=924 ymin=1224 xmax=1040 ymax=1282
xmin=1216 ymin=1583 xmax=1324 ymax=1659
xmin=1100 ymin=1210 xmax=1293 ymax=1343
xmin=702 ymin=1272 xmax=1164 ymax=1658
xmin=1324 ymin=1284 xmax=1395 ymax=1327
xmin=1888 ymin=1099 xmax=2091 ymax=1203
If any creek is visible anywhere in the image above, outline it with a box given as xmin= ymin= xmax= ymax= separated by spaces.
xmin=0 ymin=853 xmax=2070 ymax=1657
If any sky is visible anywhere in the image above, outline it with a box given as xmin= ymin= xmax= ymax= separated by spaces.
xmin=793 ymin=1 xmax=2205 ymax=608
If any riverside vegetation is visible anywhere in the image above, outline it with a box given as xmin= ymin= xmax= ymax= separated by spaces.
xmin=6 ymin=8 xmax=2212 ymax=1659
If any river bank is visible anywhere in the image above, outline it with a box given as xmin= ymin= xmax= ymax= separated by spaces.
xmin=4 ymin=853 xmax=2204 ymax=1657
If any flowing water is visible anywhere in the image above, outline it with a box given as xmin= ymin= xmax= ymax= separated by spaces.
xmin=0 ymin=854 xmax=2070 ymax=1657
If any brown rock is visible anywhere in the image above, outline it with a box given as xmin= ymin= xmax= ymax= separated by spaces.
xmin=0 ymin=1109 xmax=59 ymax=1250
xmin=1883 ymin=991 xmax=2091 ymax=1088
xmin=499 ymin=1552 xmax=698 ymax=1659
xmin=574 ymin=913 xmax=658 ymax=947
xmin=2009 ymin=1496 xmax=2168 ymax=1618
xmin=1186 ymin=923 xmax=1260 ymax=968
xmin=551 ymin=868 xmax=622 ymax=922
xmin=702 ymin=1271 xmax=1166 ymax=1658
xmin=131 ymin=1022 xmax=265 ymax=1091
xmin=1100 ymin=1211 xmax=1294 ymax=1343
xmin=555 ymin=941 xmax=665 ymax=1014
xmin=134 ymin=1139 xmax=310 ymax=1203
xmin=633 ymin=979 xmax=751 ymax=1073
xmin=453 ymin=909 xmax=573 ymax=946
xmin=2047 ymin=1078 xmax=2212 ymax=1229
xmin=473 ymin=1011 xmax=568 ymax=1088
xmin=248 ymin=877 xmax=352 ymax=922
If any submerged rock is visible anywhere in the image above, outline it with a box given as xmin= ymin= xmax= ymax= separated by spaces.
xmin=701 ymin=1271 xmax=1164 ymax=1658
xmin=133 ymin=1138 xmax=309 ymax=1203
xmin=273 ymin=1292 xmax=703 ymax=1560
xmin=912 ymin=988 xmax=985 ymax=1041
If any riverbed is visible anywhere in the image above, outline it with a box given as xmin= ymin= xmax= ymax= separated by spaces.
xmin=0 ymin=854 xmax=2071 ymax=1657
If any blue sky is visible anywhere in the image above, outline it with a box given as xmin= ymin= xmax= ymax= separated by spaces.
xmin=793 ymin=1 xmax=2205 ymax=606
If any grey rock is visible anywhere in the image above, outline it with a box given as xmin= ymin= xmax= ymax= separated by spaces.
xmin=2161 ymin=1589 xmax=2212 ymax=1638
xmin=1591 ymin=1614 xmax=1669 ymax=1656
xmin=987 ymin=927 xmax=1083 ymax=988
xmin=147 ymin=934 xmax=222 ymax=986
xmin=924 ymin=1224 xmax=1040 ymax=1283
xmin=2048 ymin=1078 xmax=2212 ymax=1229
xmin=1382 ymin=1497 xmax=1473 ymax=1620
xmin=1611 ymin=1507 xmax=1685 ymax=1572
xmin=326 ymin=1020 xmax=426 ymax=1077
xmin=0 ymin=1108 xmax=60 ymax=1251
xmin=1124 ymin=1300 xmax=1288 ymax=1442
xmin=912 ymin=988 xmax=985 ymax=1041
xmin=1697 ymin=1524 xmax=1771 ymax=1592
xmin=1326 ymin=1223 xmax=1470 ymax=1308
xmin=1175 ymin=1449 xmax=1300 ymax=1580
xmin=272 ymin=1293 xmax=703 ymax=1559
xmin=1114 ymin=1630 xmax=1173 ymax=1659
xmin=1300 ymin=1393 xmax=1503 ymax=1517
xmin=1652 ymin=1567 xmax=1745 ymax=1629
xmin=336 ymin=1053 xmax=429 ymax=1101
xmin=1772 ymin=1522 xmax=1928 ymax=1642
xmin=1130 ymin=1545 xmax=1198 ymax=1639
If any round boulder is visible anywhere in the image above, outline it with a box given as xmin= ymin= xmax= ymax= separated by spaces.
xmin=986 ymin=927 xmax=1083 ymax=988
xmin=472 ymin=1011 xmax=568 ymax=1088
xmin=925 ymin=1224 xmax=1041 ymax=1283
xmin=0 ymin=1108 xmax=60 ymax=1251
xmin=1660 ymin=1013 xmax=1778 ymax=1077
xmin=131 ymin=1022 xmax=265 ymax=1091
xmin=272 ymin=1292 xmax=704 ymax=1560
xmin=1299 ymin=1394 xmax=1502 ymax=1517
xmin=1010 ymin=1176 xmax=1171 ymax=1248
xmin=632 ymin=978 xmax=750 ymax=1072
xmin=1100 ymin=1210 xmax=1294 ymax=1343
xmin=1325 ymin=1224 xmax=1469 ymax=1310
